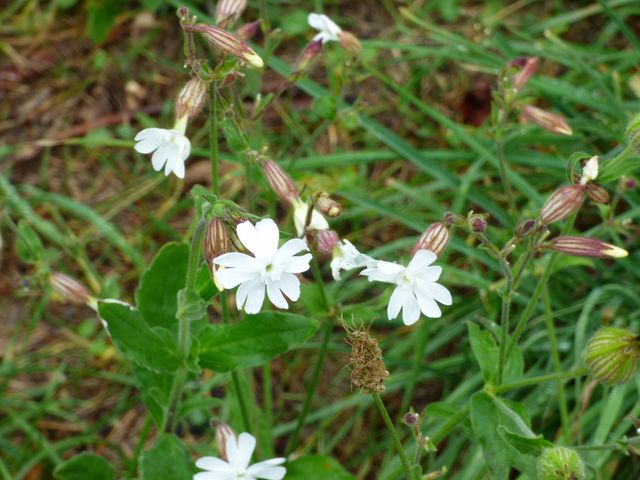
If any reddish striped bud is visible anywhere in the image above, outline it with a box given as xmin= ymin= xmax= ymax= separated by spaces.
xmin=262 ymin=159 xmax=300 ymax=205
xmin=204 ymin=218 xmax=230 ymax=266
xmin=522 ymin=105 xmax=572 ymax=136
xmin=511 ymin=56 xmax=539 ymax=91
xmin=548 ymin=236 xmax=628 ymax=259
xmin=316 ymin=229 xmax=340 ymax=256
xmin=469 ymin=215 xmax=487 ymax=233
xmin=215 ymin=0 xmax=247 ymax=25
xmin=572 ymin=173 xmax=609 ymax=204
xmin=295 ymin=40 xmax=323 ymax=73
xmin=539 ymin=185 xmax=585 ymax=224
xmin=236 ymin=20 xmax=260 ymax=41
xmin=584 ymin=327 xmax=640 ymax=386
xmin=515 ymin=219 xmax=538 ymax=238
xmin=185 ymin=24 xmax=263 ymax=68
xmin=412 ymin=222 xmax=450 ymax=256
xmin=316 ymin=194 xmax=342 ymax=218
xmin=50 ymin=272 xmax=96 ymax=309
xmin=338 ymin=31 xmax=361 ymax=55
xmin=175 ymin=77 xmax=207 ymax=119
xmin=215 ymin=423 xmax=237 ymax=462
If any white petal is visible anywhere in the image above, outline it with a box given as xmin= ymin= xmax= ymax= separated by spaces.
xmin=274 ymin=238 xmax=308 ymax=261
xmin=178 ymin=135 xmax=191 ymax=160
xmin=415 ymin=266 xmax=442 ymax=283
xmin=236 ymin=279 xmax=262 ymax=311
xmin=134 ymin=136 xmax=162 ymax=154
xmin=418 ymin=282 xmax=452 ymax=306
xmin=407 ymin=250 xmax=437 ymax=272
xmin=215 ymin=268 xmax=259 ymax=289
xmin=214 ymin=252 xmax=262 ymax=270
xmin=255 ymin=218 xmax=280 ymax=256
xmin=308 ymin=13 xmax=327 ymax=30
xmin=195 ymin=456 xmax=235 ymax=473
xmin=416 ymin=290 xmax=442 ymax=318
xmin=377 ymin=260 xmax=405 ymax=277
xmin=247 ymin=459 xmax=287 ymax=480
xmin=330 ymin=257 xmax=342 ymax=280
xmin=277 ymin=273 xmax=300 ymax=301
xmin=282 ymin=253 xmax=312 ymax=274
xmin=134 ymin=128 xmax=165 ymax=142
xmin=193 ymin=472 xmax=234 ymax=480
xmin=401 ymin=293 xmax=421 ymax=326
xmin=237 ymin=221 xmax=261 ymax=257
xmin=172 ymin=157 xmax=185 ymax=179
xmin=267 ymin=281 xmax=289 ymax=309
xmin=244 ymin=282 xmax=266 ymax=314
xmin=235 ymin=433 xmax=256 ymax=470
xmin=151 ymin=143 xmax=169 ymax=172
xmin=225 ymin=435 xmax=241 ymax=469
xmin=387 ymin=286 xmax=408 ymax=320
xmin=309 ymin=209 xmax=329 ymax=231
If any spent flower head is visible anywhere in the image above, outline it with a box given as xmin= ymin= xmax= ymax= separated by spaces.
xmin=293 ymin=199 xmax=329 ymax=237
xmin=330 ymin=239 xmax=375 ymax=280
xmin=213 ymin=219 xmax=312 ymax=314
xmin=134 ymin=115 xmax=191 ymax=179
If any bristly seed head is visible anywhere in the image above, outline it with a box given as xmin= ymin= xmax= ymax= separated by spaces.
xmin=344 ymin=323 xmax=389 ymax=393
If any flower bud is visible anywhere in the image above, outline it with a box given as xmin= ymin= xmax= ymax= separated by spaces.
xmin=175 ymin=77 xmax=207 ymax=119
xmin=511 ymin=56 xmax=539 ymax=91
xmin=215 ymin=423 xmax=237 ymax=462
xmin=338 ymin=31 xmax=361 ymax=55
xmin=412 ymin=223 xmax=450 ymax=256
xmin=261 ymin=159 xmax=300 ymax=205
xmin=548 ymin=236 xmax=628 ymax=259
xmin=403 ymin=412 xmax=420 ymax=427
xmin=620 ymin=176 xmax=637 ymax=191
xmin=185 ymin=24 xmax=263 ymax=68
xmin=522 ymin=105 xmax=572 ymax=136
xmin=315 ymin=194 xmax=342 ymax=218
xmin=294 ymin=40 xmax=323 ymax=73
xmin=536 ymin=447 xmax=586 ymax=480
xmin=177 ymin=6 xmax=191 ymax=22
xmin=215 ymin=0 xmax=247 ymax=25
xmin=469 ymin=215 xmax=487 ymax=233
xmin=441 ymin=212 xmax=465 ymax=227
xmin=204 ymin=218 xmax=230 ymax=265
xmin=50 ymin=272 xmax=96 ymax=309
xmin=514 ymin=219 xmax=538 ymax=238
xmin=539 ymin=185 xmax=585 ymax=225
xmin=236 ymin=20 xmax=260 ymax=41
xmin=585 ymin=182 xmax=609 ymax=204
xmin=584 ymin=327 xmax=640 ymax=386
xmin=625 ymin=112 xmax=640 ymax=152
xmin=315 ymin=229 xmax=340 ymax=256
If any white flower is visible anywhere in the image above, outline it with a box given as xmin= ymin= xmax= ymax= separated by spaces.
xmin=308 ymin=13 xmax=342 ymax=43
xmin=330 ymin=240 xmax=375 ymax=280
xmin=134 ymin=115 xmax=191 ymax=179
xmin=293 ymin=199 xmax=329 ymax=237
xmin=579 ymin=155 xmax=599 ymax=184
xmin=213 ymin=219 xmax=312 ymax=314
xmin=194 ymin=432 xmax=286 ymax=480
xmin=361 ymin=250 xmax=452 ymax=326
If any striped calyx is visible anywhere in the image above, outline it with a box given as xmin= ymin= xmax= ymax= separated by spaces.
xmin=536 ymin=447 xmax=586 ymax=480
xmin=185 ymin=24 xmax=263 ymax=68
xmin=261 ymin=159 xmax=300 ymax=205
xmin=539 ymin=184 xmax=585 ymax=224
xmin=549 ymin=236 xmax=628 ymax=259
xmin=584 ymin=327 xmax=640 ymax=386
xmin=412 ymin=222 xmax=450 ymax=256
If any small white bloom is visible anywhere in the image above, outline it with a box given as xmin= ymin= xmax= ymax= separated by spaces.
xmin=330 ymin=240 xmax=375 ymax=280
xmin=213 ymin=219 xmax=312 ymax=314
xmin=194 ymin=432 xmax=286 ymax=480
xmin=293 ymin=199 xmax=329 ymax=237
xmin=361 ymin=250 xmax=452 ymax=326
xmin=580 ymin=155 xmax=599 ymax=184
xmin=308 ymin=13 xmax=342 ymax=43
xmin=134 ymin=115 xmax=191 ymax=179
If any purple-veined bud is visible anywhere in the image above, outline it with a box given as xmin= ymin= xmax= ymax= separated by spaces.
xmin=514 ymin=219 xmax=538 ymax=238
xmin=215 ymin=0 xmax=247 ymax=25
xmin=511 ymin=56 xmax=539 ymax=91
xmin=215 ymin=423 xmax=237 ymax=462
xmin=571 ymin=172 xmax=609 ymax=204
xmin=316 ymin=229 xmax=340 ymax=256
xmin=236 ymin=20 xmax=260 ymax=41
xmin=621 ymin=176 xmax=637 ymax=191
xmin=185 ymin=24 xmax=263 ymax=68
xmin=295 ymin=40 xmax=323 ymax=73
xmin=539 ymin=184 xmax=585 ymax=225
xmin=175 ymin=77 xmax=208 ymax=119
xmin=441 ymin=211 xmax=465 ymax=227
xmin=469 ymin=215 xmax=487 ymax=233
xmin=177 ymin=6 xmax=190 ymax=21
xmin=262 ymin=159 xmax=300 ymax=205
xmin=204 ymin=218 xmax=230 ymax=266
xmin=412 ymin=223 xmax=450 ymax=256
xmin=50 ymin=272 xmax=96 ymax=309
xmin=316 ymin=194 xmax=342 ymax=218
xmin=403 ymin=412 xmax=420 ymax=427
xmin=536 ymin=447 xmax=586 ymax=480
xmin=548 ymin=236 xmax=628 ymax=259
xmin=584 ymin=327 xmax=640 ymax=386
xmin=522 ymin=105 xmax=572 ymax=136
xmin=338 ymin=31 xmax=361 ymax=55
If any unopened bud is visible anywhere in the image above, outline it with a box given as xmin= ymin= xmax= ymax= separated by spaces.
xmin=215 ymin=0 xmax=247 ymax=25
xmin=469 ymin=215 xmax=487 ymax=233
xmin=585 ymin=182 xmax=609 ymax=204
xmin=585 ymin=327 xmax=640 ymax=386
xmin=539 ymin=185 xmax=585 ymax=224
xmin=511 ymin=56 xmax=539 ymax=91
xmin=316 ymin=194 xmax=342 ymax=218
xmin=236 ymin=20 xmax=260 ymax=41
xmin=177 ymin=6 xmax=190 ymax=21
xmin=625 ymin=112 xmax=640 ymax=151
xmin=522 ymin=105 xmax=572 ymax=136
xmin=204 ymin=218 xmax=231 ymax=291
xmin=536 ymin=447 xmax=586 ymax=480
xmin=412 ymin=223 xmax=450 ymax=256
xmin=175 ymin=77 xmax=207 ymax=119
xmin=50 ymin=272 xmax=96 ymax=309
xmin=403 ymin=412 xmax=420 ymax=427
xmin=316 ymin=230 xmax=340 ymax=256
xmin=515 ymin=219 xmax=538 ymax=238
xmin=294 ymin=40 xmax=323 ymax=73
xmin=548 ymin=236 xmax=628 ymax=259
xmin=215 ymin=423 xmax=237 ymax=462
xmin=262 ymin=159 xmax=300 ymax=205
xmin=185 ymin=24 xmax=263 ymax=68
xmin=441 ymin=212 xmax=465 ymax=227
xmin=338 ymin=31 xmax=361 ymax=55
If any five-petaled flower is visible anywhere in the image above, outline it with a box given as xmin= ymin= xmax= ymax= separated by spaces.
xmin=308 ymin=13 xmax=342 ymax=43
xmin=213 ymin=219 xmax=312 ymax=314
xmin=361 ymin=250 xmax=452 ymax=325
xmin=194 ymin=432 xmax=286 ymax=480
xmin=134 ymin=115 xmax=191 ymax=179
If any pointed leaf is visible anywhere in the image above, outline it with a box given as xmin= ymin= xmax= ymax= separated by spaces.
xmin=467 ymin=322 xmax=523 ymax=384
xmin=53 ymin=453 xmax=113 ymax=480
xmin=140 ymin=434 xmax=196 ymax=480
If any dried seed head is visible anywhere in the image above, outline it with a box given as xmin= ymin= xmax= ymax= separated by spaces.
xmin=522 ymin=105 xmax=573 ymax=136
xmin=315 ymin=229 xmax=340 ymax=256
xmin=236 ymin=20 xmax=260 ymax=41
xmin=215 ymin=0 xmax=247 ymax=26
xmin=584 ymin=327 xmax=640 ymax=386
xmin=316 ymin=194 xmax=342 ymax=218
xmin=539 ymin=184 xmax=585 ymax=225
xmin=625 ymin=111 xmax=640 ymax=152
xmin=412 ymin=223 xmax=450 ymax=256
xmin=50 ymin=272 xmax=96 ymax=309
xmin=261 ymin=159 xmax=300 ymax=205
xmin=175 ymin=77 xmax=208 ymax=119
xmin=511 ymin=56 xmax=539 ymax=91
xmin=185 ymin=24 xmax=263 ymax=68
xmin=338 ymin=31 xmax=361 ymax=55
xmin=514 ymin=219 xmax=538 ymax=238
xmin=214 ymin=422 xmax=237 ymax=461
xmin=548 ymin=236 xmax=628 ymax=259
xmin=536 ymin=447 xmax=586 ymax=480
xmin=345 ymin=324 xmax=389 ymax=393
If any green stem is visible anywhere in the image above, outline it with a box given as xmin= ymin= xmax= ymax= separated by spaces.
xmin=496 ymin=255 xmax=514 ymax=386
xmin=372 ymin=392 xmax=413 ymax=479
xmin=496 ymin=136 xmax=516 ymax=216
xmin=129 ymin=415 xmax=152 ymax=476
xmin=209 ymin=83 xmax=220 ymax=195
xmin=401 ymin=320 xmax=429 ymax=415
xmin=494 ymin=368 xmax=589 ymax=394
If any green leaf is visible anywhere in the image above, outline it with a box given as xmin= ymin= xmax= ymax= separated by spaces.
xmin=198 ymin=312 xmax=319 ymax=372
xmin=135 ymin=242 xmax=189 ymax=334
xmin=285 ymin=455 xmax=354 ymax=479
xmin=98 ymin=300 xmax=180 ymax=372
xmin=467 ymin=322 xmax=523 ymax=384
xmin=599 ymin=153 xmax=640 ymax=183
xmin=16 ymin=220 xmax=43 ymax=264
xmin=132 ymin=364 xmax=175 ymax=428
xmin=497 ymin=426 xmax=552 ymax=456
xmin=86 ymin=0 xmax=123 ymax=44
xmin=469 ymin=392 xmax=537 ymax=480
xmin=140 ymin=434 xmax=196 ymax=480
xmin=53 ymin=453 xmax=113 ymax=480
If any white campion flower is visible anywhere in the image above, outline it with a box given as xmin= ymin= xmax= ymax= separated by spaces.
xmin=330 ymin=240 xmax=375 ymax=280
xmin=134 ymin=115 xmax=191 ymax=179
xmin=361 ymin=250 xmax=452 ymax=326
xmin=579 ymin=155 xmax=599 ymax=184
xmin=308 ymin=13 xmax=342 ymax=43
xmin=194 ymin=432 xmax=286 ymax=480
xmin=293 ymin=199 xmax=329 ymax=237
xmin=213 ymin=219 xmax=312 ymax=314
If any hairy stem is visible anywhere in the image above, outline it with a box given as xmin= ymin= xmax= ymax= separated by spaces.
xmin=210 ymin=83 xmax=220 ymax=195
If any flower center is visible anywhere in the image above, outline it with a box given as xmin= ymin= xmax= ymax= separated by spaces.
xmin=261 ymin=262 xmax=282 ymax=282
xmin=399 ymin=270 xmax=413 ymax=287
